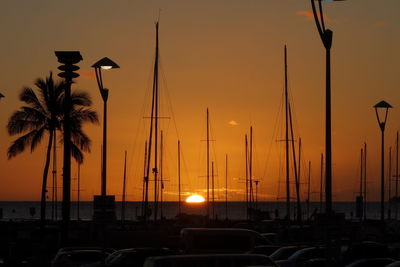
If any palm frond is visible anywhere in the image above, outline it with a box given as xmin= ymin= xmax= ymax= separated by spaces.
xmin=71 ymin=90 xmax=93 ymax=107
xmin=70 ymin=142 xmax=84 ymax=164
xmin=7 ymin=109 xmax=46 ymax=135
xmin=19 ymin=87 xmax=46 ymax=114
xmin=71 ymin=128 xmax=91 ymax=153
xmin=7 ymin=130 xmax=40 ymax=158
xmin=30 ymin=127 xmax=46 ymax=152
xmin=71 ymin=108 xmax=99 ymax=125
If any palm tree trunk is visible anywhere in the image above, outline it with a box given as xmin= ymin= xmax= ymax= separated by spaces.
xmin=41 ymin=130 xmax=54 ymax=224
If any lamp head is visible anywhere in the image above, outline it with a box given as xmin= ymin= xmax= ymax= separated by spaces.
xmin=92 ymin=57 xmax=120 ymax=70
xmin=374 ymin=100 xmax=392 ymax=130
xmin=374 ymin=100 xmax=392 ymax=109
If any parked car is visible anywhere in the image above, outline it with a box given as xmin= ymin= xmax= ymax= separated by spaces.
xmin=341 ymin=241 xmax=390 ymax=265
xmin=386 ymin=261 xmax=400 ymax=267
xmin=269 ymin=246 xmax=308 ymax=262
xmin=143 ymin=253 xmax=278 ymax=267
xmin=180 ymin=228 xmax=270 ymax=254
xmin=248 ymin=245 xmax=281 ymax=256
xmin=82 ymin=247 xmax=176 ymax=267
xmin=275 ymin=247 xmax=326 ymax=267
xmin=51 ymin=247 xmax=113 ymax=267
xmin=345 ymin=257 xmax=395 ymax=267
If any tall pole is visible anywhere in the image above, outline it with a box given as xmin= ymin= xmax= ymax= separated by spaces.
xmin=245 ymin=134 xmax=249 ymax=220
xmin=178 ymin=140 xmax=181 ymax=215
xmin=52 ymin=132 xmax=57 ymax=221
xmin=102 ymin=95 xmax=108 ymax=196
xmin=289 ymin=99 xmax=301 ymax=222
xmin=310 ymin=0 xmax=334 ymax=215
xmin=122 ymin=151 xmax=127 ymax=222
xmin=307 ymin=161 xmax=311 ymax=220
xmin=396 ymin=132 xmax=399 ymax=220
xmin=249 ymin=126 xmax=254 ymax=211
xmin=364 ymin=142 xmax=367 ymax=221
xmin=388 ymin=147 xmax=392 ymax=219
xmin=160 ymin=132 xmax=164 ymax=219
xmin=284 ymin=46 xmax=290 ymax=222
xmin=381 ymin=128 xmax=385 ymax=221
xmin=206 ymin=108 xmax=210 ymax=219
xmin=55 ymin=51 xmax=82 ymax=241
xmin=360 ymin=148 xmax=363 ymax=196
xmin=143 ymin=22 xmax=160 ymax=222
xmin=374 ymin=101 xmax=392 ymax=222
xmin=225 ymin=154 xmax=228 ymax=220
xmin=212 ymin=161 xmax=215 ymax=220
xmin=320 ymin=153 xmax=324 ymax=213
xmin=142 ymin=141 xmax=148 ymax=219
xmin=296 ymin=137 xmax=302 ymax=222
xmin=153 ymin=22 xmax=160 ymax=222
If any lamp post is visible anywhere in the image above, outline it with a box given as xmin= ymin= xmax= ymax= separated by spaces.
xmin=55 ymin=51 xmax=82 ymax=240
xmin=310 ymin=0 xmax=345 ymax=215
xmin=91 ymin=57 xmax=119 ymax=197
xmin=374 ymin=100 xmax=392 ymax=221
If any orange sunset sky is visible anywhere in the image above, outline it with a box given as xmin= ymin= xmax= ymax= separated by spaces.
xmin=0 ymin=0 xmax=400 ymax=202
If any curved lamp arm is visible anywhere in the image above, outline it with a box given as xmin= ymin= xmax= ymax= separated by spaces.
xmin=94 ymin=67 xmax=108 ymax=101
xmin=311 ymin=0 xmax=324 ymax=39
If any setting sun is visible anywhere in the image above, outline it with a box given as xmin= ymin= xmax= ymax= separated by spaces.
xmin=185 ymin=194 xmax=206 ymax=203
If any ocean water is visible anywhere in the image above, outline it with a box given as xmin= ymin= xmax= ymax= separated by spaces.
xmin=0 ymin=201 xmax=392 ymax=221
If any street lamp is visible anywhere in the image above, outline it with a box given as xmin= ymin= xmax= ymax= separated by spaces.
xmin=91 ymin=57 xmax=119 ymax=222
xmin=374 ymin=100 xmax=393 ymax=221
xmin=91 ymin=57 xmax=119 ymax=197
xmin=310 ymin=0 xmax=345 ymax=215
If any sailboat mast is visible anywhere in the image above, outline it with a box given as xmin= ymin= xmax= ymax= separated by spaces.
xmin=144 ymin=22 xmax=160 ymax=222
xmin=249 ymin=126 xmax=254 ymax=211
xmin=245 ymin=134 xmax=249 ymax=220
xmin=364 ymin=142 xmax=367 ymax=220
xmin=307 ymin=161 xmax=311 ymax=220
xmin=178 ymin=140 xmax=181 ymax=214
xmin=153 ymin=21 xmax=160 ymax=222
xmin=206 ymin=108 xmax=210 ymax=218
xmin=284 ymin=45 xmax=291 ymax=221
xmin=212 ymin=161 xmax=215 ymax=220
xmin=160 ymin=131 xmax=164 ymax=219
xmin=122 ymin=151 xmax=127 ymax=222
xmin=226 ymin=154 xmax=228 ymax=220
xmin=295 ymin=137 xmax=302 ymax=222
xmin=289 ymin=102 xmax=300 ymax=222
xmin=142 ymin=141 xmax=148 ymax=218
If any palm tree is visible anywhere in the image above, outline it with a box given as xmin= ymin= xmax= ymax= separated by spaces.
xmin=7 ymin=72 xmax=98 ymax=223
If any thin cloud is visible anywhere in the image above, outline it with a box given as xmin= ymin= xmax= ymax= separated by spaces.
xmin=296 ymin=10 xmax=331 ymax=23
xmin=228 ymin=120 xmax=238 ymax=126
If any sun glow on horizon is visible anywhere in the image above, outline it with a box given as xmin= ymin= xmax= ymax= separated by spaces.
xmin=185 ymin=194 xmax=205 ymax=203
